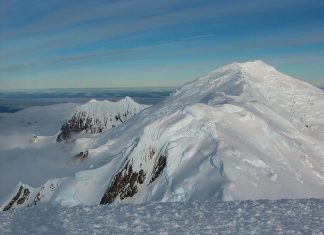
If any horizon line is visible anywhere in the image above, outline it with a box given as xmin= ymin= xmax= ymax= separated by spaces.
xmin=0 ymin=86 xmax=178 ymax=92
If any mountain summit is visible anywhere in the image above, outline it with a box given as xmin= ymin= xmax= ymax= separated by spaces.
xmin=2 ymin=61 xmax=323 ymax=211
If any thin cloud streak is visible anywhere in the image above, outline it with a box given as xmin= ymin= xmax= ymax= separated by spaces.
xmin=1 ymin=0 xmax=318 ymax=57
xmin=1 ymin=31 xmax=324 ymax=72
xmin=1 ymin=0 xmax=324 ymax=88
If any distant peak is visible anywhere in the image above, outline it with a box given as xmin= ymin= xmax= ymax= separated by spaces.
xmin=207 ymin=60 xmax=277 ymax=77
xmin=119 ymin=96 xmax=136 ymax=103
xmin=223 ymin=60 xmax=273 ymax=70
xmin=240 ymin=60 xmax=266 ymax=65
xmin=88 ymin=99 xmax=98 ymax=103
xmin=237 ymin=60 xmax=274 ymax=69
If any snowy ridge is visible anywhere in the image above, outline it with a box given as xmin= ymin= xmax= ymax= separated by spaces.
xmin=174 ymin=60 xmax=324 ymax=136
xmin=56 ymin=96 xmax=149 ymax=142
xmin=2 ymin=60 xmax=324 ymax=210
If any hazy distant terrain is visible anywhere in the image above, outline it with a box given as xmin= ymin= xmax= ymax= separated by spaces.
xmin=0 ymin=88 xmax=174 ymax=113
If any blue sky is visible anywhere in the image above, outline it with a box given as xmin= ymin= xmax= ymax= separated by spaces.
xmin=0 ymin=0 xmax=324 ymax=89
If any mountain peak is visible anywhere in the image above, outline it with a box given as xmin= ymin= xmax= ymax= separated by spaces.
xmin=238 ymin=59 xmax=269 ymax=67
xmin=118 ymin=96 xmax=136 ymax=104
xmin=212 ymin=60 xmax=276 ymax=75
xmin=174 ymin=60 xmax=276 ymax=99
xmin=237 ymin=60 xmax=277 ymax=74
xmin=88 ymin=99 xmax=98 ymax=103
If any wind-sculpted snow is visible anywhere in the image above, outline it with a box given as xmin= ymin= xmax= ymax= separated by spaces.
xmin=0 ymin=199 xmax=323 ymax=234
xmin=1 ymin=61 xmax=324 ymax=211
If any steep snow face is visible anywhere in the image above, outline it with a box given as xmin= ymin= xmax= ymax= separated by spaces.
xmin=2 ymin=60 xmax=324 ymax=210
xmin=56 ymin=97 xmax=149 ymax=142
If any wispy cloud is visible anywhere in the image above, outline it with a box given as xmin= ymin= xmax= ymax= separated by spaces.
xmin=1 ymin=0 xmax=324 ymax=88
xmin=2 ymin=0 xmax=320 ymax=57
xmin=2 ymin=30 xmax=324 ymax=72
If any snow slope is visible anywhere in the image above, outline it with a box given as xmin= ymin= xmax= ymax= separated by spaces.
xmin=1 ymin=199 xmax=323 ymax=234
xmin=0 ymin=98 xmax=147 ymax=203
xmin=0 ymin=102 xmax=78 ymax=149
xmin=0 ymin=103 xmax=84 ymax=201
xmin=1 ymin=60 xmax=324 ymax=210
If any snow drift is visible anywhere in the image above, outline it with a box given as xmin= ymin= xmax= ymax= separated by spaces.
xmin=1 ymin=60 xmax=324 ymax=211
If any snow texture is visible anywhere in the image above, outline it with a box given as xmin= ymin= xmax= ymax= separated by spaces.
xmin=0 ymin=199 xmax=323 ymax=234
xmin=1 ymin=60 xmax=323 ymax=210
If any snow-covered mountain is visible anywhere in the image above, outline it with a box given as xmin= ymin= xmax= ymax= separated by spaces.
xmin=1 ymin=60 xmax=324 ymax=211
xmin=57 ymin=97 xmax=148 ymax=142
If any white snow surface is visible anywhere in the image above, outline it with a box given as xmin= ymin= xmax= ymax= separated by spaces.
xmin=0 ymin=102 xmax=82 ymax=200
xmin=0 ymin=199 xmax=323 ymax=234
xmin=0 ymin=97 xmax=147 ymax=202
xmin=1 ymin=60 xmax=323 ymax=210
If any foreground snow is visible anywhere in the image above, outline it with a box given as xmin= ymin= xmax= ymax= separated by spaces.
xmin=0 ymin=199 xmax=323 ymax=234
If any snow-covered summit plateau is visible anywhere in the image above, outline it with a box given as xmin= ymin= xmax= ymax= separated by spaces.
xmin=1 ymin=60 xmax=324 ymax=211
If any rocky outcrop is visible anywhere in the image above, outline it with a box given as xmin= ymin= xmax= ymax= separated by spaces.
xmin=30 ymin=134 xmax=38 ymax=143
xmin=100 ymin=146 xmax=167 ymax=205
xmin=3 ymin=186 xmax=30 ymax=211
xmin=100 ymin=161 xmax=147 ymax=204
xmin=73 ymin=150 xmax=89 ymax=162
xmin=150 ymin=154 xmax=167 ymax=183
xmin=2 ymin=182 xmax=59 ymax=211
xmin=30 ymin=183 xmax=57 ymax=207
xmin=56 ymin=113 xmax=104 ymax=142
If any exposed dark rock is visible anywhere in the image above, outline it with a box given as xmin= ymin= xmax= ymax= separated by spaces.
xmin=17 ymin=188 xmax=30 ymax=205
xmin=3 ymin=186 xmax=30 ymax=211
xmin=55 ymin=98 xmax=146 ymax=142
xmin=57 ymin=112 xmax=105 ymax=142
xmin=56 ymin=109 xmax=137 ymax=142
xmin=31 ymin=184 xmax=56 ymax=207
xmin=100 ymin=161 xmax=146 ymax=205
xmin=31 ymin=186 xmax=45 ymax=206
xmin=138 ymin=169 xmax=146 ymax=184
xmin=115 ymin=113 xmax=123 ymax=122
xmin=73 ymin=150 xmax=89 ymax=161
xmin=100 ymin=146 xmax=168 ymax=205
xmin=31 ymin=192 xmax=42 ymax=206
xmin=150 ymin=154 xmax=167 ymax=184
xmin=30 ymin=134 xmax=38 ymax=143
xmin=148 ymin=148 xmax=155 ymax=159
